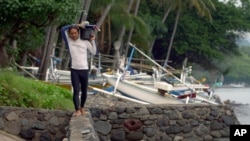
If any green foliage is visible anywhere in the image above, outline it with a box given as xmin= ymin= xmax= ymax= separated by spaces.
xmin=110 ymin=7 xmax=133 ymax=30
xmin=16 ymin=26 xmax=45 ymax=51
xmin=0 ymin=70 xmax=73 ymax=110
xmin=189 ymin=46 xmax=250 ymax=84
xmin=1 ymin=0 xmax=250 ymax=84
xmin=155 ymin=0 xmax=250 ymax=69
xmin=91 ymin=0 xmax=115 ymax=13
xmin=130 ymin=34 xmax=150 ymax=51
xmin=0 ymin=0 xmax=81 ymax=66
xmin=0 ymin=0 xmax=80 ymax=27
xmin=131 ymin=15 xmax=150 ymax=38
xmin=89 ymin=0 xmax=152 ymax=51
xmin=0 ymin=1 xmax=80 ymax=41
xmin=139 ymin=0 xmax=167 ymax=37
xmin=219 ymin=47 xmax=250 ymax=83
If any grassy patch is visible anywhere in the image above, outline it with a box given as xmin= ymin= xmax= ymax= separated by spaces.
xmin=0 ymin=70 xmax=73 ymax=110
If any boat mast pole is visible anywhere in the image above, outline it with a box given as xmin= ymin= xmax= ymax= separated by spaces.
xmin=128 ymin=43 xmax=195 ymax=91
xmin=125 ymin=47 xmax=135 ymax=71
xmin=98 ymin=52 xmax=101 ymax=75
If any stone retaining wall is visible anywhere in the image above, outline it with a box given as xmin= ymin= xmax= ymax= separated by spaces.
xmin=0 ymin=104 xmax=240 ymax=141
xmin=90 ymin=104 xmax=240 ymax=141
xmin=0 ymin=106 xmax=72 ymax=141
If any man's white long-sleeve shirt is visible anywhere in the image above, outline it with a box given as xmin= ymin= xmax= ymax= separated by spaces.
xmin=62 ymin=25 xmax=97 ymax=70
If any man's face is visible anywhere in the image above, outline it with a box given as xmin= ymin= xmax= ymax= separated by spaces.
xmin=69 ymin=28 xmax=79 ymax=41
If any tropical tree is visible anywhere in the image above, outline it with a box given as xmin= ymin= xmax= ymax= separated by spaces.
xmin=38 ymin=26 xmax=58 ymax=80
xmin=149 ymin=0 xmax=173 ymax=55
xmin=113 ymin=0 xmax=133 ymax=70
xmin=125 ymin=0 xmax=141 ymax=57
xmin=162 ymin=0 xmax=216 ymax=67
xmin=89 ymin=0 xmax=150 ymax=70
xmin=78 ymin=0 xmax=93 ymax=22
xmin=0 ymin=0 xmax=80 ymax=68
xmin=149 ymin=0 xmax=250 ymax=79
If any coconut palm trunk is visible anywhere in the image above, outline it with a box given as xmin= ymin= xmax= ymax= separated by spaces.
xmin=125 ymin=0 xmax=140 ymax=57
xmin=38 ymin=25 xmax=58 ymax=80
xmin=94 ymin=1 xmax=114 ymax=35
xmin=163 ymin=9 xmax=180 ymax=68
xmin=161 ymin=0 xmax=215 ymax=67
xmin=0 ymin=38 xmax=9 ymax=67
xmin=113 ymin=0 xmax=133 ymax=71
xmin=149 ymin=6 xmax=172 ymax=56
xmin=80 ymin=0 xmax=92 ymax=22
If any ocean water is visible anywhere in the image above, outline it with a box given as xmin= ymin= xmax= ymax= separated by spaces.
xmin=214 ymin=87 xmax=250 ymax=124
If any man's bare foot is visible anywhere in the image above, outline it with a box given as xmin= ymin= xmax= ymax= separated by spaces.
xmin=80 ymin=108 xmax=85 ymax=115
xmin=72 ymin=110 xmax=81 ymax=117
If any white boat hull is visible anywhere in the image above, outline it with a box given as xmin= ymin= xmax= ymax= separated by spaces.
xmin=102 ymin=73 xmax=183 ymax=105
xmin=19 ymin=66 xmax=106 ymax=85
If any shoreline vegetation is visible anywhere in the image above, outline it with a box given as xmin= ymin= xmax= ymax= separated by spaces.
xmin=0 ymin=70 xmax=74 ymax=110
xmin=0 ymin=69 xmax=140 ymax=110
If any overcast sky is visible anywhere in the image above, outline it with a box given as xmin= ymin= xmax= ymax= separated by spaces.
xmin=218 ymin=0 xmax=242 ymax=7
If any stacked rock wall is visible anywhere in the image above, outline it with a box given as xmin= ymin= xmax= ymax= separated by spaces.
xmin=0 ymin=106 xmax=72 ymax=141
xmin=90 ymin=104 xmax=240 ymax=141
xmin=0 ymin=104 xmax=240 ymax=141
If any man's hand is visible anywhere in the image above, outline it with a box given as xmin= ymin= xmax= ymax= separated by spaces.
xmin=90 ymin=35 xmax=95 ymax=41
xmin=77 ymin=21 xmax=89 ymax=28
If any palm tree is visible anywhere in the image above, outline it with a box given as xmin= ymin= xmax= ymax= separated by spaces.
xmin=79 ymin=0 xmax=92 ymax=22
xmin=113 ymin=0 xmax=133 ymax=70
xmin=149 ymin=0 xmax=173 ymax=55
xmin=92 ymin=0 xmax=115 ymax=35
xmin=163 ymin=0 xmax=215 ymax=67
xmin=90 ymin=0 xmax=150 ymax=71
xmin=38 ymin=25 xmax=58 ymax=80
xmin=125 ymin=0 xmax=141 ymax=57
